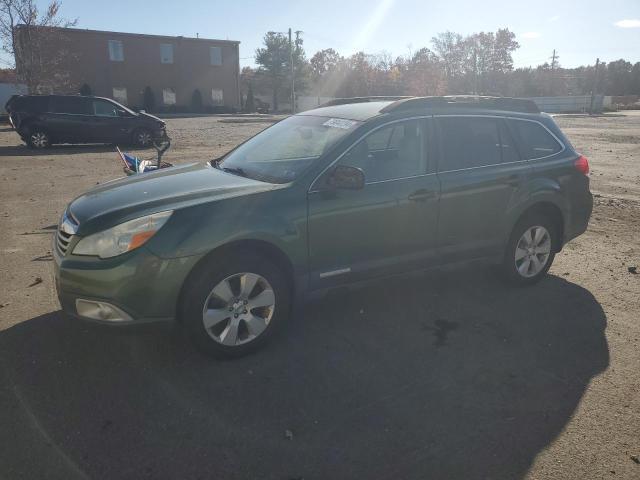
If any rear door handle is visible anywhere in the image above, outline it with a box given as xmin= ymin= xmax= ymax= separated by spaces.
xmin=408 ymin=189 xmax=437 ymax=202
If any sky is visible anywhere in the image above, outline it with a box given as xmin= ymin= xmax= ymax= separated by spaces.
xmin=2 ymin=0 xmax=640 ymax=69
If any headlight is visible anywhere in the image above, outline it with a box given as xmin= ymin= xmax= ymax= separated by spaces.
xmin=73 ymin=211 xmax=173 ymax=258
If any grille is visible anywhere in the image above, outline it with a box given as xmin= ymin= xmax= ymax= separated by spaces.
xmin=56 ymin=211 xmax=78 ymax=256
xmin=56 ymin=229 xmax=73 ymax=255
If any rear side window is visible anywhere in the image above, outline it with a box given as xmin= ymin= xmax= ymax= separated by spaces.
xmin=508 ymin=119 xmax=563 ymax=159
xmin=438 ymin=117 xmax=502 ymax=170
xmin=51 ymin=97 xmax=90 ymax=115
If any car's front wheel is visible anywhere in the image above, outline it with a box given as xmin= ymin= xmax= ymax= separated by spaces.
xmin=501 ymin=213 xmax=557 ymax=285
xmin=27 ymin=129 xmax=51 ymax=149
xmin=133 ymin=128 xmax=153 ymax=148
xmin=182 ymin=252 xmax=291 ymax=357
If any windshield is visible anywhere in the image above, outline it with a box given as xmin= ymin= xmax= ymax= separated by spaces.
xmin=216 ymin=115 xmax=360 ymax=183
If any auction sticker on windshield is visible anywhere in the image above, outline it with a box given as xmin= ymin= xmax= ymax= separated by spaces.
xmin=323 ymin=118 xmax=357 ymax=129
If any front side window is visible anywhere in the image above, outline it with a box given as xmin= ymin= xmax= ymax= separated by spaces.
xmin=438 ymin=117 xmax=502 ymax=171
xmin=51 ymin=96 xmax=89 ymax=115
xmin=210 ymin=46 xmax=222 ymax=65
xmin=508 ymin=119 xmax=563 ymax=159
xmin=160 ymin=43 xmax=174 ymax=64
xmin=217 ymin=115 xmax=360 ymax=183
xmin=108 ymin=40 xmax=124 ymax=61
xmin=93 ymin=100 xmax=118 ymax=117
xmin=339 ymin=119 xmax=426 ymax=183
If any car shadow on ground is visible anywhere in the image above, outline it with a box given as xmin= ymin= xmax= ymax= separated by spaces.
xmin=0 ymin=143 xmax=150 ymax=156
xmin=0 ymin=269 xmax=608 ymax=480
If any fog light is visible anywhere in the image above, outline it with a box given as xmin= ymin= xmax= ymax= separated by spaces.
xmin=75 ymin=299 xmax=132 ymax=322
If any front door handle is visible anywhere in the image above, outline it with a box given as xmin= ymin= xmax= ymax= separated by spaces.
xmin=408 ymin=189 xmax=437 ymax=202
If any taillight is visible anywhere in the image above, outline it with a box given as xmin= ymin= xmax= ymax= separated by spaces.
xmin=574 ymin=155 xmax=589 ymax=175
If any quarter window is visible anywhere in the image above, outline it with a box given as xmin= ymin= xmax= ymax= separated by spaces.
xmin=508 ymin=119 xmax=562 ymax=159
xmin=210 ymin=46 xmax=222 ymax=65
xmin=108 ymin=40 xmax=124 ymax=62
xmin=160 ymin=43 xmax=174 ymax=64
xmin=339 ymin=119 xmax=426 ymax=183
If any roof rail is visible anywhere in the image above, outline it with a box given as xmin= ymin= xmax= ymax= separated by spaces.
xmin=318 ymin=96 xmax=411 ymax=108
xmin=380 ymin=96 xmax=540 ymax=114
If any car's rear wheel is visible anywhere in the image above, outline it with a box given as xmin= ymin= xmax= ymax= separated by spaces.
xmin=27 ymin=129 xmax=50 ymax=149
xmin=501 ymin=213 xmax=557 ymax=285
xmin=182 ymin=252 xmax=291 ymax=358
xmin=133 ymin=128 xmax=153 ymax=148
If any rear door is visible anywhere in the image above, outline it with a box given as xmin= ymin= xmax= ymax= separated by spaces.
xmin=48 ymin=96 xmax=92 ymax=142
xmin=435 ymin=115 xmax=531 ymax=260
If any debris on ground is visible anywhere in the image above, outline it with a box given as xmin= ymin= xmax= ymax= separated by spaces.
xmin=631 ymin=454 xmax=640 ymax=464
xmin=284 ymin=429 xmax=294 ymax=440
xmin=28 ymin=277 xmax=43 ymax=287
xmin=628 ymin=266 xmax=638 ymax=274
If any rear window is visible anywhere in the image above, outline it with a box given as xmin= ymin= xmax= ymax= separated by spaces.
xmin=50 ymin=96 xmax=90 ymax=115
xmin=508 ymin=119 xmax=563 ymax=159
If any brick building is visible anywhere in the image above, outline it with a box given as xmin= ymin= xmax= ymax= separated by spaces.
xmin=15 ymin=26 xmax=240 ymax=111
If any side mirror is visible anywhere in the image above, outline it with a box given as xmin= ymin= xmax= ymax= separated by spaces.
xmin=117 ymin=109 xmax=130 ymax=117
xmin=327 ymin=165 xmax=365 ymax=190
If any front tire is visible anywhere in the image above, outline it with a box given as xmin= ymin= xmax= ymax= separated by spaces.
xmin=182 ymin=252 xmax=291 ymax=358
xmin=132 ymin=128 xmax=153 ymax=148
xmin=27 ymin=129 xmax=51 ymax=149
xmin=501 ymin=213 xmax=557 ymax=286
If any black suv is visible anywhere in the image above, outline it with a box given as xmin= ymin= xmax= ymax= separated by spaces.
xmin=5 ymin=95 xmax=166 ymax=148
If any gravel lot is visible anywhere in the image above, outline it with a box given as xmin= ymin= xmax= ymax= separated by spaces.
xmin=0 ymin=112 xmax=639 ymax=479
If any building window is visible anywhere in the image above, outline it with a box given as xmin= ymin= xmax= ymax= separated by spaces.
xmin=211 ymin=89 xmax=224 ymax=105
xmin=163 ymin=87 xmax=176 ymax=105
xmin=210 ymin=46 xmax=222 ymax=66
xmin=160 ymin=43 xmax=174 ymax=64
xmin=108 ymin=40 xmax=124 ymax=62
xmin=112 ymin=87 xmax=127 ymax=105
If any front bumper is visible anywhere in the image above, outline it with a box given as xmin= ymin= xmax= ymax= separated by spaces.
xmin=53 ymin=240 xmax=201 ymax=325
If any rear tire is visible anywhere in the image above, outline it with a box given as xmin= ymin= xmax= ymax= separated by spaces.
xmin=27 ymin=129 xmax=51 ymax=149
xmin=501 ymin=213 xmax=557 ymax=286
xmin=181 ymin=251 xmax=291 ymax=358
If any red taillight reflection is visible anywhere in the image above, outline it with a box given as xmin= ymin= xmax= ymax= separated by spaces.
xmin=574 ymin=155 xmax=590 ymax=175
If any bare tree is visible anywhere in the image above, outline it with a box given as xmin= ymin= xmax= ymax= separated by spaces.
xmin=0 ymin=0 xmax=77 ymax=92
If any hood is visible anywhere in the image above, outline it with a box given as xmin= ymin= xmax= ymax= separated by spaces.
xmin=69 ymin=162 xmax=276 ymax=235
xmin=138 ymin=111 xmax=165 ymax=124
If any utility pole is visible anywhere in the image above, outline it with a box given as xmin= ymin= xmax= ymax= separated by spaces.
xmin=550 ymin=49 xmax=558 ymax=95
xmin=288 ymin=28 xmax=294 ymax=113
xmin=590 ymin=58 xmax=600 ymax=114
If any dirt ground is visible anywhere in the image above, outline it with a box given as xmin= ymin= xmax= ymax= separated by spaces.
xmin=0 ymin=112 xmax=638 ymax=480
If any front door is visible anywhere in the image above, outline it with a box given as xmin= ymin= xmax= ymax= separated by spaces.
xmin=87 ymin=99 xmax=129 ymax=143
xmin=307 ymin=118 xmax=440 ymax=289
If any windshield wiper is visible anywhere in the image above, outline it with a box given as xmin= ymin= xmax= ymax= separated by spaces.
xmin=220 ymin=166 xmax=247 ymax=178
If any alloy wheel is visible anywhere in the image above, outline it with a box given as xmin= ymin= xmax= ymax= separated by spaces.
xmin=136 ymin=131 xmax=152 ymax=146
xmin=30 ymin=132 xmax=49 ymax=148
xmin=514 ymin=225 xmax=552 ymax=278
xmin=201 ymin=272 xmax=275 ymax=346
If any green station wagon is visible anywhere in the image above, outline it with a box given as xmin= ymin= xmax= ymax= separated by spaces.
xmin=53 ymin=96 xmax=593 ymax=357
